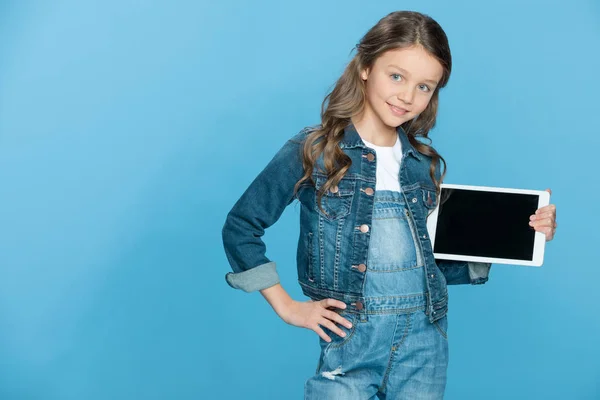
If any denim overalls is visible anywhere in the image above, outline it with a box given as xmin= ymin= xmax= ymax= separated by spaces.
xmin=305 ymin=190 xmax=449 ymax=399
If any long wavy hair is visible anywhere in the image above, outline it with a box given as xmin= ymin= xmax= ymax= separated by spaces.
xmin=293 ymin=11 xmax=451 ymax=209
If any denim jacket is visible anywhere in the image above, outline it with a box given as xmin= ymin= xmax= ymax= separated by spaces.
xmin=222 ymin=123 xmax=491 ymax=323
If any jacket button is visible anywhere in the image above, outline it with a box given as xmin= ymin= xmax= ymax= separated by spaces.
xmin=330 ymin=185 xmax=339 ymax=194
xmin=366 ymin=153 xmax=375 ymax=162
xmin=355 ymin=301 xmax=364 ymax=310
xmin=365 ymin=187 xmax=374 ymax=196
xmin=357 ymin=263 xmax=367 ymax=272
xmin=359 ymin=224 xmax=369 ymax=233
xmin=412 ymin=197 xmax=417 ymax=203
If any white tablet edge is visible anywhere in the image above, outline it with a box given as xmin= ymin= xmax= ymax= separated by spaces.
xmin=425 ymin=184 xmax=551 ymax=267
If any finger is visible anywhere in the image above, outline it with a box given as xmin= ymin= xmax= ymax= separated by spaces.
xmin=531 ymin=225 xmax=556 ymax=237
xmin=319 ymin=318 xmax=347 ymax=339
xmin=313 ymin=325 xmax=332 ymax=342
xmin=543 ymin=227 xmax=555 ymax=241
xmin=535 ymin=204 xmax=556 ymax=215
xmin=530 ymin=212 xmax=555 ymax=222
xmin=536 ymin=226 xmax=553 ymax=236
xmin=529 ymin=217 xmax=555 ymax=228
xmin=323 ymin=310 xmax=353 ymax=329
xmin=321 ymin=298 xmax=347 ymax=310
xmin=545 ymin=188 xmax=552 ymax=195
xmin=529 ymin=216 xmax=554 ymax=226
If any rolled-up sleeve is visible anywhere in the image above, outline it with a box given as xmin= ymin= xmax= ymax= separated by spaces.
xmin=435 ymin=259 xmax=492 ymax=285
xmin=222 ymin=129 xmax=308 ymax=292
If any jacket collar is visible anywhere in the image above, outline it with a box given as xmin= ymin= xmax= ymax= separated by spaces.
xmin=339 ymin=122 xmax=423 ymax=161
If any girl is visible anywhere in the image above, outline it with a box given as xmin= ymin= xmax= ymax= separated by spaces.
xmin=222 ymin=10 xmax=557 ymax=399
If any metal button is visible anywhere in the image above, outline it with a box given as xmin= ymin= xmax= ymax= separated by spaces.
xmin=366 ymin=153 xmax=375 ymax=162
xmin=359 ymin=224 xmax=369 ymax=233
xmin=357 ymin=263 xmax=367 ymax=272
xmin=330 ymin=185 xmax=339 ymax=194
xmin=355 ymin=301 xmax=364 ymax=310
xmin=365 ymin=187 xmax=374 ymax=196
xmin=412 ymin=198 xmax=417 ymax=203
xmin=433 ymin=311 xmax=436 ymax=314
xmin=430 ymin=274 xmax=435 ymax=278
xmin=422 ymin=234 xmax=427 ymax=239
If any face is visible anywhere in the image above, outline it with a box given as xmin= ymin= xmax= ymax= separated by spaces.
xmin=359 ymin=46 xmax=444 ymax=129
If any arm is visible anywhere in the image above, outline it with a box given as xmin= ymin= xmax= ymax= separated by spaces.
xmin=222 ymin=129 xmax=354 ymax=342
xmin=221 ymin=130 xmax=307 ymax=292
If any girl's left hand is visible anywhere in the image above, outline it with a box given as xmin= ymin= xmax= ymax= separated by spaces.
xmin=529 ymin=188 xmax=557 ymax=242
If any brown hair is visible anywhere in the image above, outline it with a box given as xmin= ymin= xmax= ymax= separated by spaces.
xmin=293 ymin=11 xmax=451 ymax=210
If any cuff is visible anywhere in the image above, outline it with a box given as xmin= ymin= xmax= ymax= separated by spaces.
xmin=467 ymin=262 xmax=492 ymax=285
xmin=225 ymin=261 xmax=280 ymax=292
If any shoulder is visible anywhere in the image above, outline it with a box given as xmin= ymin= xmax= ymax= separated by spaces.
xmin=290 ymin=124 xmax=322 ymax=144
xmin=413 ymin=149 xmax=442 ymax=181
xmin=269 ymin=124 xmax=321 ymax=163
xmin=418 ymin=151 xmax=435 ymax=167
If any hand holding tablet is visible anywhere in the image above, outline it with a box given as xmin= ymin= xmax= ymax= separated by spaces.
xmin=426 ymin=184 xmax=555 ymax=267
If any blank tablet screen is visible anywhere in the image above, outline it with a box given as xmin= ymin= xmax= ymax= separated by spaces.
xmin=433 ymin=188 xmax=539 ymax=261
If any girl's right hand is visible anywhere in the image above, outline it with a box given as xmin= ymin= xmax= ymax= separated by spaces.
xmin=279 ymin=298 xmax=353 ymax=342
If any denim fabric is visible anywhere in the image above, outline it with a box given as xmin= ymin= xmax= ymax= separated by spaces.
xmin=362 ymin=190 xmax=427 ymax=301
xmin=305 ymin=191 xmax=448 ymax=399
xmin=222 ymin=122 xmax=491 ymax=324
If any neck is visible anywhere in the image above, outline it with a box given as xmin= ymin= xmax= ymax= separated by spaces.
xmin=351 ymin=109 xmax=397 ymax=147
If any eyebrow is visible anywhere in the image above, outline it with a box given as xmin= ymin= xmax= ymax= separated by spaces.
xmin=388 ymin=64 xmax=439 ymax=85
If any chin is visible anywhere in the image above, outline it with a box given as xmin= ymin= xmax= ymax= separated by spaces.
xmin=380 ymin=113 xmax=409 ymax=128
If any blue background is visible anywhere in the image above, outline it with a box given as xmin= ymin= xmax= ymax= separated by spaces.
xmin=0 ymin=0 xmax=598 ymax=399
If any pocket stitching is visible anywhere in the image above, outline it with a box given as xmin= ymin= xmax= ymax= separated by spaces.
xmin=314 ymin=178 xmax=355 ymax=220
xmin=307 ymin=232 xmax=315 ymax=282
xmin=433 ymin=317 xmax=448 ymax=340
xmin=324 ymin=313 xmax=359 ymax=351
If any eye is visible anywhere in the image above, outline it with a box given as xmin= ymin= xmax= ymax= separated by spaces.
xmin=391 ymin=73 xmax=402 ymax=82
xmin=419 ymin=84 xmax=431 ymax=92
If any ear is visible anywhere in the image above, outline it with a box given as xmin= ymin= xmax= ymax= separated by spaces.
xmin=360 ymin=67 xmax=370 ymax=81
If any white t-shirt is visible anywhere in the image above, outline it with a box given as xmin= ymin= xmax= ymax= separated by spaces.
xmin=362 ymin=137 xmax=403 ymax=192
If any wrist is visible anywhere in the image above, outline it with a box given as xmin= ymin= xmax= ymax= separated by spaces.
xmin=260 ymin=284 xmax=295 ymax=318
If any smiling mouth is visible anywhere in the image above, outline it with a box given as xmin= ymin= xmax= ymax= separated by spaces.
xmin=388 ymin=103 xmax=409 ymax=114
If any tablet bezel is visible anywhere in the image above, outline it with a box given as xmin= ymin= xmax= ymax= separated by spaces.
xmin=425 ymin=184 xmax=550 ymax=267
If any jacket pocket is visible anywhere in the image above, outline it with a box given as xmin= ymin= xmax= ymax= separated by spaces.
xmin=421 ymin=187 xmax=438 ymax=209
xmin=314 ymin=175 xmax=355 ymax=220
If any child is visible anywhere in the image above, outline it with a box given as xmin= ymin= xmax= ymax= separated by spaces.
xmin=222 ymin=10 xmax=558 ymax=399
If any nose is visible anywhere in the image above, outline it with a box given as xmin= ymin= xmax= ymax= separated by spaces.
xmin=397 ymin=86 xmax=415 ymax=105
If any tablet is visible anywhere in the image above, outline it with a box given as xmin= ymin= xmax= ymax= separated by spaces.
xmin=426 ymin=184 xmax=550 ymax=267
